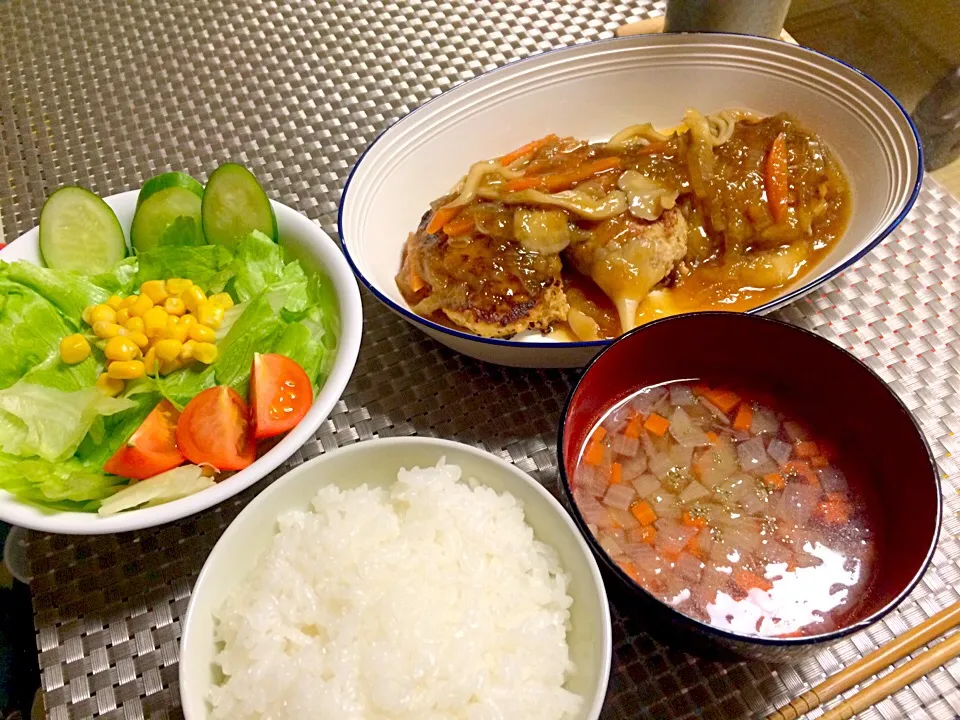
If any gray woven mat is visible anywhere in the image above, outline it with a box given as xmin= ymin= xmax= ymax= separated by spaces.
xmin=3 ymin=1 xmax=960 ymax=718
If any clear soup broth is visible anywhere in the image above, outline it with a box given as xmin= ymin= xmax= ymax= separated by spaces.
xmin=571 ymin=381 xmax=876 ymax=638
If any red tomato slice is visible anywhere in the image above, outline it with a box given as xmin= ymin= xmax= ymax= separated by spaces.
xmin=176 ymin=386 xmax=256 ymax=471
xmin=250 ymin=353 xmax=313 ymax=440
xmin=104 ymin=399 xmax=184 ymax=480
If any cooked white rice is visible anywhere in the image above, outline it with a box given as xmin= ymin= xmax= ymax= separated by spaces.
xmin=209 ymin=460 xmax=582 ymax=720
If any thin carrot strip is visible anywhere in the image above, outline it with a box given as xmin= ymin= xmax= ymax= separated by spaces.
xmin=441 ymin=213 xmax=475 ymax=237
xmin=408 ymin=267 xmax=425 ymax=293
xmin=542 ymin=157 xmax=621 ymax=193
xmin=498 ymin=133 xmax=558 ymax=166
xmin=732 ymin=404 xmax=753 ymax=431
xmin=504 ymin=176 xmax=543 ymax=192
xmin=765 ymin=132 xmax=790 ymax=223
xmin=426 ymin=206 xmax=460 ymax=234
xmin=643 ymin=412 xmax=670 ymax=437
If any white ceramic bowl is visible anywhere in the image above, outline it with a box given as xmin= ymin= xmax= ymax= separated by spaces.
xmin=179 ymin=436 xmax=612 ymax=720
xmin=0 ymin=190 xmax=362 ymax=534
xmin=339 ymin=33 xmax=922 ymax=368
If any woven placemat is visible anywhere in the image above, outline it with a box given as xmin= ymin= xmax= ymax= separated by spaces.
xmin=3 ymin=1 xmax=960 ymax=718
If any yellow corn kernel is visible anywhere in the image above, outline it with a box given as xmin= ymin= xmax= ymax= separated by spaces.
xmin=92 ymin=321 xmax=122 ymax=339
xmin=182 ymin=285 xmax=207 ymax=314
xmin=107 ymin=360 xmax=145 ymax=380
xmin=59 ymin=334 xmax=91 ymax=364
xmin=163 ymin=296 xmax=186 ymax=316
xmin=140 ymin=280 xmax=169 ymax=304
xmin=187 ymin=323 xmax=216 ymax=343
xmin=159 ymin=357 xmax=185 ymax=376
xmin=166 ymin=278 xmax=193 ymax=295
xmin=129 ymin=294 xmax=154 ymax=318
xmin=208 ymin=292 xmax=235 ymax=310
xmin=106 ymin=295 xmax=124 ymax=310
xmin=180 ymin=339 xmax=197 ymax=361
xmin=154 ymin=338 xmax=183 ymax=362
xmin=192 ymin=342 xmax=219 ymax=364
xmin=180 ymin=314 xmax=197 ymax=329
xmin=143 ymin=306 xmax=169 ymax=337
xmin=120 ymin=294 xmax=139 ymax=309
xmin=115 ymin=307 xmax=131 ymax=325
xmin=88 ymin=304 xmax=117 ymax=325
xmin=127 ymin=331 xmax=150 ymax=350
xmin=105 ymin=336 xmax=139 ymax=362
xmin=96 ymin=372 xmax=125 ymax=396
xmin=196 ymin=301 xmax=224 ymax=329
xmin=124 ymin=316 xmax=145 ymax=333
xmin=142 ymin=347 xmax=159 ymax=375
xmin=163 ymin=322 xmax=189 ymax=343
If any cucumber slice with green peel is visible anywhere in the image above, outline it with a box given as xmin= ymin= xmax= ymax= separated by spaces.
xmin=131 ymin=186 xmax=204 ymax=253
xmin=39 ymin=187 xmax=127 ymax=273
xmin=202 ymin=163 xmax=278 ymax=248
xmin=137 ymin=171 xmax=204 ymax=210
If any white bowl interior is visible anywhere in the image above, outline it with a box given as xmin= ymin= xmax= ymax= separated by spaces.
xmin=0 ymin=190 xmax=362 ymax=534
xmin=340 ymin=33 xmax=920 ymax=359
xmin=179 ymin=437 xmax=612 ymax=720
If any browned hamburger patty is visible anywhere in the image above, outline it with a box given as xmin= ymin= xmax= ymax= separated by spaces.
xmin=396 ymin=211 xmax=568 ymax=338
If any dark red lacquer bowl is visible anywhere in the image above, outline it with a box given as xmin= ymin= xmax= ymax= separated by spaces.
xmin=558 ymin=312 xmax=941 ymax=661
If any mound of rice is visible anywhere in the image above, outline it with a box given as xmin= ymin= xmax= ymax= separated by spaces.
xmin=210 ymin=460 xmax=582 ymax=720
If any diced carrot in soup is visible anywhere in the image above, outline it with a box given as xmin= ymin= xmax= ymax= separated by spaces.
xmin=643 ymin=413 xmax=670 ymax=437
xmin=630 ymin=500 xmax=657 ymax=526
xmin=583 ymin=440 xmax=604 ymax=466
xmin=795 ymin=441 xmax=819 ymax=458
xmin=624 ymin=414 xmax=644 ymax=439
xmin=733 ymin=404 xmax=753 ymax=431
xmin=609 ymin=463 xmax=623 ymax=485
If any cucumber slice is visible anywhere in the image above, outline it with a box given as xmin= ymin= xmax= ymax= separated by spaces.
xmin=137 ymin=171 xmax=204 ymax=210
xmin=131 ymin=186 xmax=204 ymax=253
xmin=39 ymin=187 xmax=127 ymax=273
xmin=202 ymin=163 xmax=278 ymax=248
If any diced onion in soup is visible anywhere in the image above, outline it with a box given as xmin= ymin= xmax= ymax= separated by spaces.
xmin=670 ymin=444 xmax=694 ymax=473
xmin=655 ymin=518 xmax=698 ymax=555
xmin=783 ymin=421 xmax=809 ymax=442
xmin=608 ymin=506 xmax=640 ymax=530
xmin=679 ymin=480 xmax=710 ymax=504
xmin=737 ymin=436 xmax=769 ymax=472
xmin=649 ymin=451 xmax=675 ymax=479
xmin=611 ymin=433 xmax=641 ymax=457
xmin=622 ymin=453 xmax=649 ymax=480
xmin=767 ymin=438 xmax=793 ymax=467
xmin=700 ymin=398 xmax=731 ymax=424
xmin=694 ymin=439 xmax=738 ymax=488
xmin=632 ymin=473 xmax=661 ymax=498
xmin=603 ymin=483 xmax=637 ymax=511
xmin=669 ymin=407 xmax=711 ymax=447
xmin=818 ymin=467 xmax=849 ymax=493
xmin=577 ymin=492 xmax=617 ymax=528
xmin=599 ymin=534 xmax=624 ymax=558
xmin=576 ymin=464 xmax=609 ymax=497
xmin=750 ymin=408 xmax=779 ymax=435
xmin=669 ymin=384 xmax=696 ymax=406
xmin=776 ymin=483 xmax=821 ymax=526
xmin=675 ymin=552 xmax=704 ymax=582
xmin=653 ymin=492 xmax=682 ymax=519
xmin=632 ymin=387 xmax=668 ymax=415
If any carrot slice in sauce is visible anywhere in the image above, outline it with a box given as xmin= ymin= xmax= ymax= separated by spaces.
xmin=426 ymin=206 xmax=461 ymax=234
xmin=765 ymin=132 xmax=790 ymax=223
xmin=497 ymin=134 xmax=559 ymax=166
xmin=441 ymin=213 xmax=475 ymax=237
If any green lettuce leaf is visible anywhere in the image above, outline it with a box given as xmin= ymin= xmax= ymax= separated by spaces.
xmin=0 ymin=454 xmax=125 ymax=511
xmin=75 ymin=381 xmax=164 ymax=466
xmin=0 ymin=383 xmax=135 ymax=462
xmin=91 ymin=256 xmax=139 ymax=295
xmin=135 ymin=245 xmax=235 ymax=293
xmin=230 ymin=230 xmax=285 ymax=301
xmin=0 ymin=277 xmax=99 ymax=391
xmin=213 ymin=291 xmax=282 ymax=396
xmin=1 ymin=260 xmax=109 ymax=323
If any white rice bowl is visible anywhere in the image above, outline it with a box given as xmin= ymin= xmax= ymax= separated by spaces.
xmin=209 ymin=460 xmax=583 ymax=720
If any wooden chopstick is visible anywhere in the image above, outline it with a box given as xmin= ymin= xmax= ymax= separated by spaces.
xmin=615 ymin=16 xmax=799 ymax=45
xmin=767 ymin=601 xmax=960 ymax=720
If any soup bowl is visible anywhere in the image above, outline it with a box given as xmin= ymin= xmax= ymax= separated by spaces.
xmin=557 ymin=312 xmax=940 ymax=661
xmin=339 ymin=33 xmax=922 ymax=369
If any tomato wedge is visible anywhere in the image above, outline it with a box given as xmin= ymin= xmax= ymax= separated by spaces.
xmin=104 ymin=399 xmax=184 ymax=480
xmin=250 ymin=353 xmax=313 ymax=440
xmin=176 ymin=386 xmax=256 ymax=471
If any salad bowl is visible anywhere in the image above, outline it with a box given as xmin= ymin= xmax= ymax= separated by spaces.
xmin=0 ymin=190 xmax=362 ymax=534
